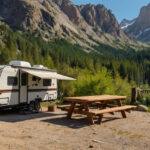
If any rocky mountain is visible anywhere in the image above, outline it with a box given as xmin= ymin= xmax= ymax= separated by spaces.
xmin=121 ymin=3 xmax=150 ymax=42
xmin=78 ymin=4 xmax=125 ymax=38
xmin=0 ymin=0 xmax=129 ymax=51
xmin=120 ymin=19 xmax=136 ymax=30
xmin=53 ymin=1 xmax=125 ymax=38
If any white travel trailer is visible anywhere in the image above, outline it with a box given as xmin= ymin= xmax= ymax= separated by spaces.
xmin=0 ymin=61 xmax=75 ymax=112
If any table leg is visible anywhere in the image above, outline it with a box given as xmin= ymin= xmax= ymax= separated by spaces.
xmin=78 ymin=103 xmax=84 ymax=111
xmin=87 ymin=114 xmax=94 ymax=125
xmin=83 ymin=103 xmax=94 ymax=125
xmin=100 ymin=101 xmax=108 ymax=109
xmin=83 ymin=103 xmax=89 ymax=111
xmin=98 ymin=114 xmax=103 ymax=124
xmin=117 ymin=100 xmax=127 ymax=118
xmin=67 ymin=102 xmax=76 ymax=119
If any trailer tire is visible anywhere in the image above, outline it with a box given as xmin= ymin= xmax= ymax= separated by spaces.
xmin=28 ymin=101 xmax=35 ymax=113
xmin=34 ymin=100 xmax=41 ymax=113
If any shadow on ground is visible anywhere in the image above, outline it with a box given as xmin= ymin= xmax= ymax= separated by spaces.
xmin=102 ymin=117 xmax=120 ymax=123
xmin=42 ymin=116 xmax=90 ymax=129
xmin=0 ymin=109 xmax=121 ymax=128
xmin=0 ymin=110 xmax=62 ymax=123
xmin=42 ymin=116 xmax=121 ymax=129
xmin=0 ymin=110 xmax=90 ymax=128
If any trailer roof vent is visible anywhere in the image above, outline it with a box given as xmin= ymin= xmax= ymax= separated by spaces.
xmin=9 ymin=61 xmax=31 ymax=67
xmin=33 ymin=65 xmax=47 ymax=69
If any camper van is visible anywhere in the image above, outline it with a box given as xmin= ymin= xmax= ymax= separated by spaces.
xmin=0 ymin=61 xmax=75 ymax=112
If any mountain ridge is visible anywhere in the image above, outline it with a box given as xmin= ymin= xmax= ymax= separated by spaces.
xmin=121 ymin=3 xmax=150 ymax=42
xmin=0 ymin=0 xmax=131 ymax=51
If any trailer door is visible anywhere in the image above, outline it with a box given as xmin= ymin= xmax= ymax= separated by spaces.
xmin=20 ymin=73 xmax=28 ymax=103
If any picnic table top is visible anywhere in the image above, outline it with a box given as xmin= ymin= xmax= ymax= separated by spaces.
xmin=64 ymin=95 xmax=127 ymax=102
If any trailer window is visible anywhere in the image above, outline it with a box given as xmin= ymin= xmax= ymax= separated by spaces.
xmin=32 ymin=76 xmax=41 ymax=81
xmin=7 ymin=77 xmax=18 ymax=86
xmin=43 ymin=79 xmax=52 ymax=86
xmin=21 ymin=73 xmax=28 ymax=86
xmin=32 ymin=76 xmax=37 ymax=81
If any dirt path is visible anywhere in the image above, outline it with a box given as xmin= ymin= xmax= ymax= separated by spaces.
xmin=0 ymin=109 xmax=150 ymax=150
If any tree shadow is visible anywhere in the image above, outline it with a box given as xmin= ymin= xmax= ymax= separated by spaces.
xmin=42 ymin=115 xmax=121 ymax=129
xmin=42 ymin=116 xmax=90 ymax=129
xmin=0 ymin=110 xmax=62 ymax=123
xmin=0 ymin=109 xmax=122 ymax=128
xmin=101 ymin=116 xmax=120 ymax=123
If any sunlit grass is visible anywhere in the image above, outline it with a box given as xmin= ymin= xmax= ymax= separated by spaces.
xmin=40 ymin=100 xmax=58 ymax=107
xmin=148 ymin=106 xmax=150 ymax=113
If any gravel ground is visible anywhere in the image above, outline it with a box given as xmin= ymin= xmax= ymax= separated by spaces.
xmin=0 ymin=108 xmax=150 ymax=150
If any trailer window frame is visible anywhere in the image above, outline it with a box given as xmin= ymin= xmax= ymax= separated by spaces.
xmin=43 ymin=79 xmax=52 ymax=86
xmin=7 ymin=76 xmax=18 ymax=86
xmin=32 ymin=76 xmax=41 ymax=82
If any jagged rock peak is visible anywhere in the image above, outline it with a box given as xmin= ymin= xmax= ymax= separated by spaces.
xmin=123 ymin=3 xmax=150 ymax=42
xmin=0 ymin=0 xmax=128 ymax=49
xmin=78 ymin=4 xmax=125 ymax=38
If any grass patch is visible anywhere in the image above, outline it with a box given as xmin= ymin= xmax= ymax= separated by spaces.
xmin=110 ymin=127 xmax=117 ymax=131
xmin=148 ymin=106 xmax=150 ymax=113
xmin=117 ymin=130 xmax=131 ymax=136
xmin=117 ymin=130 xmax=146 ymax=139
xmin=129 ymin=134 xmax=146 ymax=139
xmin=41 ymin=100 xmax=57 ymax=107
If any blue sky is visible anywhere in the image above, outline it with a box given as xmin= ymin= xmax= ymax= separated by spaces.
xmin=71 ymin=0 xmax=150 ymax=23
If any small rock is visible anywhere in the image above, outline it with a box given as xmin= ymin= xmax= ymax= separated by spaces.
xmin=136 ymin=105 xmax=148 ymax=112
xmin=89 ymin=145 xmax=94 ymax=148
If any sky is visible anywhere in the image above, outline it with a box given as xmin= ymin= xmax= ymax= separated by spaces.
xmin=71 ymin=0 xmax=150 ymax=23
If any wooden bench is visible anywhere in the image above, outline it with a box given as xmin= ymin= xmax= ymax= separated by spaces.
xmin=57 ymin=104 xmax=81 ymax=111
xmin=88 ymin=105 xmax=136 ymax=124
xmin=89 ymin=105 xmax=136 ymax=115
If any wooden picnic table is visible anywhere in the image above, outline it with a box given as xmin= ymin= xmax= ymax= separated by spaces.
xmin=63 ymin=95 xmax=136 ymax=124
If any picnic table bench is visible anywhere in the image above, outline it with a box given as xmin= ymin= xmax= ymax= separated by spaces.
xmin=57 ymin=104 xmax=81 ymax=111
xmin=63 ymin=95 xmax=136 ymax=124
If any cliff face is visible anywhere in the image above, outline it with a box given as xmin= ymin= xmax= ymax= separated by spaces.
xmin=0 ymin=0 xmax=128 ymax=50
xmin=122 ymin=3 xmax=150 ymax=42
xmin=53 ymin=0 xmax=82 ymax=25
xmin=53 ymin=1 xmax=126 ymax=38
xmin=0 ymin=0 xmax=79 ymax=37
xmin=79 ymin=4 xmax=125 ymax=38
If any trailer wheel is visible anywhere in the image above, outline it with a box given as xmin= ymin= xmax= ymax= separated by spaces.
xmin=28 ymin=101 xmax=35 ymax=113
xmin=34 ymin=100 xmax=41 ymax=113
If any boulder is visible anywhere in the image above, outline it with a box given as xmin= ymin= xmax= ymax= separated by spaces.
xmin=136 ymin=105 xmax=148 ymax=112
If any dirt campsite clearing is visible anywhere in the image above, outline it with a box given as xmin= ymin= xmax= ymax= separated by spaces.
xmin=0 ymin=108 xmax=150 ymax=150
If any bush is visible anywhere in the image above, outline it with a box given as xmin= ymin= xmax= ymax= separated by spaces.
xmin=74 ymin=68 xmax=132 ymax=103
xmin=139 ymin=95 xmax=150 ymax=106
xmin=148 ymin=106 xmax=150 ymax=113
xmin=75 ymin=68 xmax=114 ymax=96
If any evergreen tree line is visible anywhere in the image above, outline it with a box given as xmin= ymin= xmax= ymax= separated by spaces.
xmin=1 ymin=23 xmax=150 ymax=100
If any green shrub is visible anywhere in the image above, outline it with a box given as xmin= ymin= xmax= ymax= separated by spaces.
xmin=138 ymin=95 xmax=150 ymax=106
xmin=148 ymin=106 xmax=150 ymax=113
